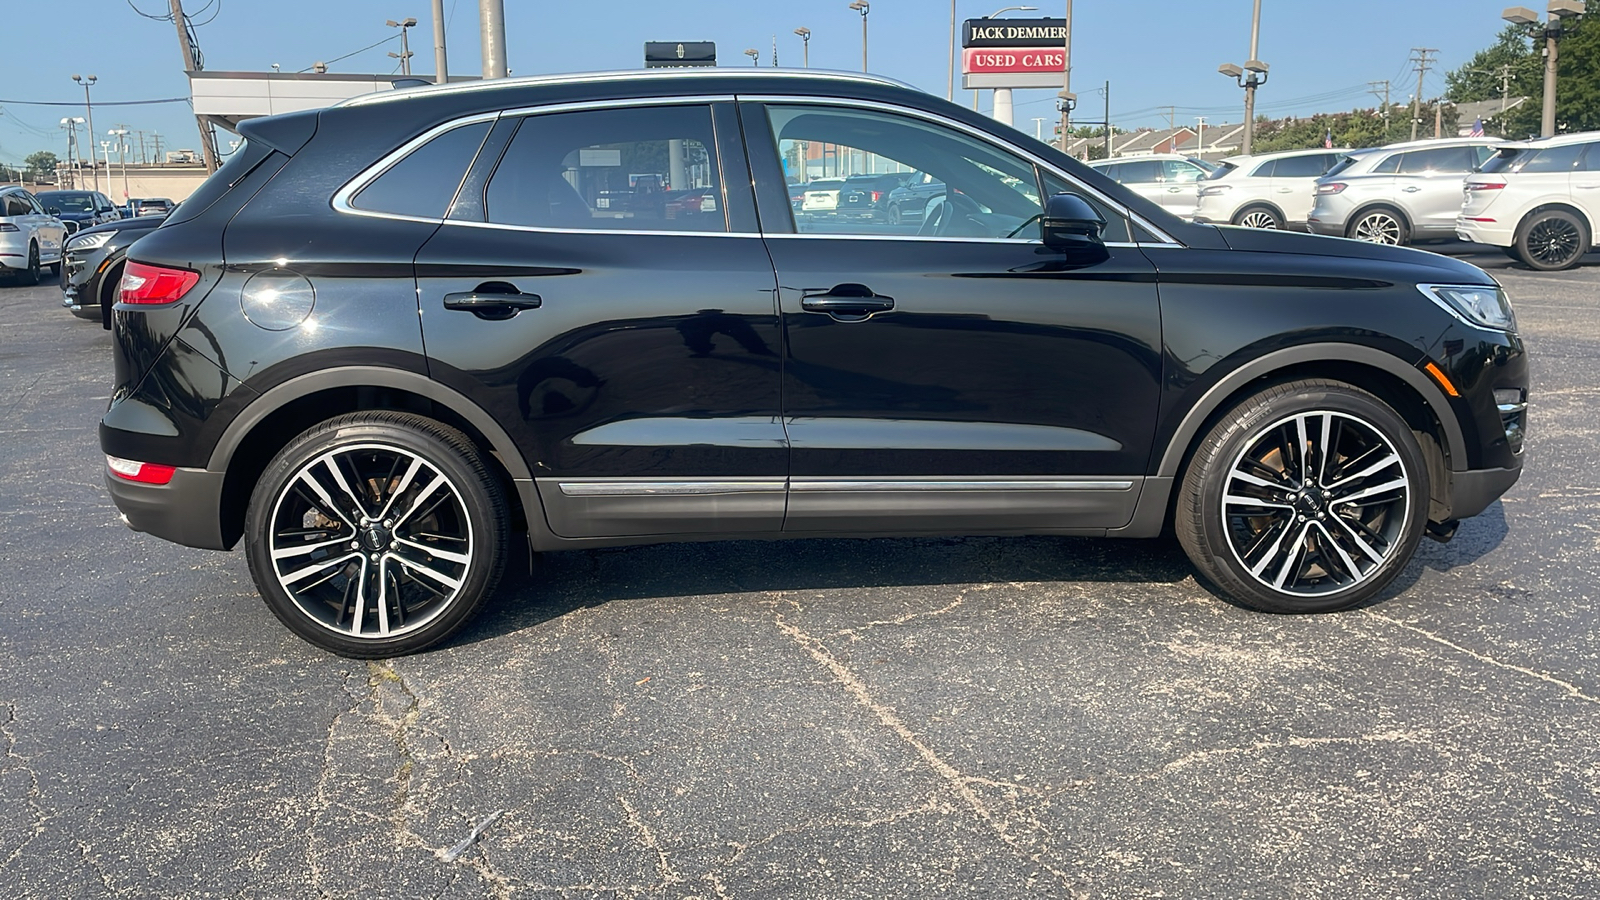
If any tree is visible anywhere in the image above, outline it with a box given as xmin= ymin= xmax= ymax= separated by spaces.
xmin=24 ymin=151 xmax=58 ymax=180
xmin=1445 ymin=20 xmax=1600 ymax=138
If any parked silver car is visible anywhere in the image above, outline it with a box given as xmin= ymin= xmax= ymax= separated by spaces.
xmin=1308 ymin=138 xmax=1500 ymax=245
xmin=0 ymin=187 xmax=67 ymax=285
xmin=1086 ymin=154 xmax=1215 ymax=215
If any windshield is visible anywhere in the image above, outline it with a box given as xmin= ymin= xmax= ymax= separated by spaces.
xmin=1204 ymin=162 xmax=1239 ymax=181
xmin=40 ymin=193 xmax=95 ymax=212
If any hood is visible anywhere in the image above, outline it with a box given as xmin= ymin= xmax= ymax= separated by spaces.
xmin=1211 ymin=225 xmax=1498 ymax=286
xmin=74 ymin=215 xmax=166 ymax=238
xmin=54 ymin=210 xmax=96 ymax=221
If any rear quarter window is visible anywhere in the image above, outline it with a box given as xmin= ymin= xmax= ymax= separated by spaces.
xmin=351 ymin=121 xmax=492 ymax=219
xmin=163 ymin=139 xmax=277 ymax=227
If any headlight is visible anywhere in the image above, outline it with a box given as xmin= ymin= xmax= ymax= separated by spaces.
xmin=65 ymin=231 xmax=114 ymax=252
xmin=1419 ymin=284 xmax=1516 ymax=331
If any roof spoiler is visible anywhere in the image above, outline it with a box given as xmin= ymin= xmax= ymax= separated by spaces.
xmin=236 ymin=109 xmax=319 ymax=157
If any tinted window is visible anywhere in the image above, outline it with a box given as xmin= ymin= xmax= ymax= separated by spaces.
xmin=1117 ymin=160 xmax=1163 ymax=184
xmin=40 ymin=192 xmax=96 ymax=213
xmin=1398 ymin=146 xmax=1475 ymax=175
xmin=1162 ymin=159 xmax=1205 ymax=183
xmin=765 ymin=104 xmax=1051 ymax=239
xmin=1323 ymin=155 xmax=1362 ymax=178
xmin=1272 ymin=154 xmax=1333 ymax=178
xmin=1370 ymin=153 xmax=1401 ymax=174
xmin=1040 ymin=170 xmax=1133 ymax=243
xmin=1479 ymin=148 xmax=1523 ymax=174
xmin=1205 ymin=161 xmax=1239 ymax=180
xmin=1522 ymin=143 xmax=1585 ymax=173
xmin=1249 ymin=159 xmax=1277 ymax=178
xmin=1581 ymin=142 xmax=1600 ymax=172
xmin=353 ymin=121 xmax=491 ymax=219
xmin=485 ymin=105 xmax=723 ymax=232
xmin=3 ymin=194 xmax=30 ymax=217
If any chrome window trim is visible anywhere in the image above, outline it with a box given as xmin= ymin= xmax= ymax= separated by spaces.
xmin=337 ymin=68 xmax=919 ymax=108
xmin=739 ymin=93 xmax=1181 ymax=247
xmin=332 ymin=110 xmax=502 ymax=223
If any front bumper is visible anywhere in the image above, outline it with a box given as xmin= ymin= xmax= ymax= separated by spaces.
xmin=105 ymin=465 xmax=229 ymax=550
xmin=61 ymin=246 xmax=116 ymax=318
xmin=1448 ymin=465 xmax=1521 ymax=520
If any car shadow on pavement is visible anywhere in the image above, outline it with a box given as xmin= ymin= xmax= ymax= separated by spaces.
xmin=456 ymin=532 xmax=1198 ymax=646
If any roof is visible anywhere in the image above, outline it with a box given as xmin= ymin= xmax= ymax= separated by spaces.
xmin=1489 ymin=129 xmax=1600 ymax=150
xmin=1219 ymin=146 xmax=1350 ymax=165
xmin=337 ymin=67 xmax=918 ymax=108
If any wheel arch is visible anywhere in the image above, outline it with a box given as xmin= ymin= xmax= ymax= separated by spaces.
xmin=209 ymin=366 xmax=536 ymax=548
xmin=1345 ymin=202 xmax=1413 ymax=236
xmin=1232 ymin=200 xmax=1287 ymax=226
xmin=1155 ymin=345 xmax=1466 ymax=521
xmin=1516 ymin=201 xmax=1597 ymax=246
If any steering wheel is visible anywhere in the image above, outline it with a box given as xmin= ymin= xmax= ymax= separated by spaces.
xmin=916 ymin=191 xmax=984 ymax=237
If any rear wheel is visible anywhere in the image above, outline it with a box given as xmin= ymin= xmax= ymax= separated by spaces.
xmin=243 ymin=412 xmax=509 ymax=657
xmin=1176 ymin=379 xmax=1427 ymax=613
xmin=1514 ymin=209 xmax=1589 ymax=271
xmin=888 ymin=204 xmax=903 ymax=225
xmin=1349 ymin=208 xmax=1409 ymax=245
xmin=20 ymin=244 xmax=40 ymax=286
xmin=100 ymin=261 xmax=123 ymax=329
xmin=1234 ymin=206 xmax=1283 ymax=230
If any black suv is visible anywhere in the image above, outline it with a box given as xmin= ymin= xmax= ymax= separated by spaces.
xmin=101 ymin=70 xmax=1527 ymax=657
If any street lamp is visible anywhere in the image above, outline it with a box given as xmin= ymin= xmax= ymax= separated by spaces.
xmin=1218 ymin=0 xmax=1268 ymax=156
xmin=849 ymin=1 xmax=870 ymax=73
xmin=108 ymin=127 xmax=131 ymax=203
xmin=794 ymin=27 xmax=811 ymax=67
xmin=744 ymin=48 xmax=760 ymax=66
xmin=71 ymin=74 xmax=99 ymax=193
xmin=58 ymin=117 xmax=85 ymax=189
xmin=1504 ymin=1 xmax=1586 ymax=137
xmin=386 ymin=17 xmax=418 ymax=76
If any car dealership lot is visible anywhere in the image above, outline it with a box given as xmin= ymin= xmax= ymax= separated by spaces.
xmin=1 ymin=251 xmax=1598 ymax=897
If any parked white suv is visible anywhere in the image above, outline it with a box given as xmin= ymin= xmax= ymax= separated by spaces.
xmin=1086 ymin=154 xmax=1215 ymax=215
xmin=1458 ymin=132 xmax=1600 ymax=271
xmin=1194 ymin=148 xmax=1346 ymax=229
xmin=0 ymin=187 xmax=66 ymax=285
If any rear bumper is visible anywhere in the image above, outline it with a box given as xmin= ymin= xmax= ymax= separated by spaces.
xmin=1306 ymin=219 xmax=1344 ymax=237
xmin=105 ymin=465 xmax=230 ymax=550
xmin=1456 ymin=217 xmax=1514 ymax=248
xmin=1448 ymin=464 xmax=1521 ymax=520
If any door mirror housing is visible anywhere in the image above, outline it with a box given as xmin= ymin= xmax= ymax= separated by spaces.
xmin=46 ymin=207 xmax=61 ymax=216
xmin=1041 ymin=192 xmax=1107 ymax=254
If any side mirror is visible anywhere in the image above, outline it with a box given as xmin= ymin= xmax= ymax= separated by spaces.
xmin=46 ymin=207 xmax=60 ymax=216
xmin=1041 ymin=192 xmax=1107 ymax=254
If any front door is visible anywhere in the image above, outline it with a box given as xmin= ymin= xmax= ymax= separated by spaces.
xmin=745 ymin=101 xmax=1163 ymax=534
xmin=416 ymin=101 xmax=787 ymax=538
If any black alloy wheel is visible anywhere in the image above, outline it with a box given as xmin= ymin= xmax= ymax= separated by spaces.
xmin=243 ymin=412 xmax=508 ymax=657
xmin=1515 ymin=210 xmax=1589 ymax=272
xmin=1234 ymin=206 xmax=1283 ymax=230
xmin=1177 ymin=379 xmax=1427 ymax=613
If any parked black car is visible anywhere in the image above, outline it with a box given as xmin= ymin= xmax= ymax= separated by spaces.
xmin=61 ymin=212 xmax=168 ymax=327
xmin=835 ymin=172 xmax=914 ymax=220
xmin=35 ymin=189 xmax=120 ymax=235
xmin=883 ymin=172 xmax=946 ymax=224
xmin=101 ymin=69 xmax=1526 ymax=657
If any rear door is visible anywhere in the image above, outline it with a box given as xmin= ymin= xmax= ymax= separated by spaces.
xmin=413 ymin=100 xmax=787 ymax=539
xmin=1395 ymin=146 xmax=1478 ymax=234
xmin=1269 ymin=153 xmax=1337 ymax=225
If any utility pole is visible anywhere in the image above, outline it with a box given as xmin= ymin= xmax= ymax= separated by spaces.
xmin=167 ymin=0 xmax=220 ymax=173
xmin=1103 ymin=80 xmax=1111 ymax=159
xmin=479 ymin=0 xmax=508 ymax=79
xmin=1195 ymin=116 xmax=1207 ymax=155
xmin=1409 ymin=47 xmax=1437 ymax=141
xmin=152 ymin=132 xmax=164 ymax=165
xmin=431 ymin=0 xmax=449 ymax=84
xmin=1160 ymin=106 xmax=1176 ymax=131
xmin=948 ymin=0 xmax=956 ymax=100
xmin=1033 ymin=117 xmax=1047 ymax=140
xmin=1367 ymin=79 xmax=1391 ymax=130
xmin=1434 ymin=102 xmax=1443 ymax=138
xmin=1056 ymin=0 xmax=1074 ymax=151
xmin=110 ymin=126 xmax=130 ymax=202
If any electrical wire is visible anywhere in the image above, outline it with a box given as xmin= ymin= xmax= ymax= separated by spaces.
xmin=0 ymin=98 xmax=191 ymax=106
xmin=298 ymin=34 xmax=402 ymax=73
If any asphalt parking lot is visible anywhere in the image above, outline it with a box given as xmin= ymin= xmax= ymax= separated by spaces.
xmin=1 ymin=245 xmax=1597 ymax=899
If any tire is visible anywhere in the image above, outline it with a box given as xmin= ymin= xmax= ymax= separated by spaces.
xmin=47 ymin=261 xmax=61 ymax=277
xmin=1233 ymin=206 xmax=1282 ymax=230
xmin=100 ymin=261 xmax=123 ymax=330
xmin=1348 ymin=208 xmax=1409 ymax=246
xmin=1175 ymin=379 xmax=1428 ymax=613
xmin=243 ymin=412 xmax=509 ymax=657
xmin=19 ymin=244 xmax=40 ymax=286
xmin=888 ymin=204 xmax=903 ymax=226
xmin=1514 ymin=209 xmax=1589 ymax=271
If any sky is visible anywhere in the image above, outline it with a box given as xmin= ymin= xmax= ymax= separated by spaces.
xmin=1 ymin=0 xmax=1522 ymax=167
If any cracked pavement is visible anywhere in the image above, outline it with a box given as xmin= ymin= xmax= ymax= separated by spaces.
xmin=1 ymin=247 xmax=1598 ymax=898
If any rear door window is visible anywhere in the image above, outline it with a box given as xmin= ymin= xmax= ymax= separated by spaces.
xmin=1522 ymin=143 xmax=1585 ymax=173
xmin=1117 ymin=160 xmax=1163 ymax=184
xmin=1271 ymin=154 xmax=1332 ymax=178
xmin=352 ymin=120 xmax=492 ymax=219
xmin=1398 ymin=146 xmax=1476 ymax=174
xmin=1249 ymin=159 xmax=1277 ymax=178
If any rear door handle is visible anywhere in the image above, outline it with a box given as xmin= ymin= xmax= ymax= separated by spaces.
xmin=1403 ymin=186 xmax=1422 ymax=193
xmin=800 ymin=284 xmax=894 ymax=319
xmin=444 ymin=282 xmax=542 ymax=319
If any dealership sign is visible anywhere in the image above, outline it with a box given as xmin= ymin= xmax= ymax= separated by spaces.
xmin=961 ymin=18 xmax=1066 ymax=89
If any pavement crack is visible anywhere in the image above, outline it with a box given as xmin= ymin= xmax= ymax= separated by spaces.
xmin=620 ymin=794 xmax=683 ymax=890
xmin=1361 ymin=610 xmax=1600 ymax=706
xmin=306 ymin=670 xmax=364 ymax=899
xmin=833 ymin=589 xmax=977 ymax=640
xmin=1160 ymin=730 xmax=1431 ymax=774
xmin=0 ymin=702 xmax=47 ymax=872
xmin=773 ymin=611 xmax=1088 ymax=897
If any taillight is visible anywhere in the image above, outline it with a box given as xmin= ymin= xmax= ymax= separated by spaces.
xmin=1315 ymin=183 xmax=1347 ymax=195
xmin=871 ymin=190 xmax=883 ymax=202
xmin=120 ymin=261 xmax=199 ymax=306
xmin=107 ymin=455 xmax=176 ymax=485
xmin=1467 ymin=181 xmax=1506 ymax=191
xmin=0 ymin=223 xmax=17 ymax=233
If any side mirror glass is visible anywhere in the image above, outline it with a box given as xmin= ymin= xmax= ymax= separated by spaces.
xmin=1041 ymin=192 xmax=1107 ymax=255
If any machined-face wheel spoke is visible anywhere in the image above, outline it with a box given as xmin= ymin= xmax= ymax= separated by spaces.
xmin=1223 ymin=409 xmax=1411 ymax=597
xmin=268 ymin=442 xmax=473 ymax=641
xmin=1355 ymin=214 xmax=1401 ymax=244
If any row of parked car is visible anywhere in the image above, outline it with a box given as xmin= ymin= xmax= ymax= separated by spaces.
xmin=0 ymin=187 xmax=175 ymax=286
xmin=1086 ymin=131 xmax=1600 ymax=271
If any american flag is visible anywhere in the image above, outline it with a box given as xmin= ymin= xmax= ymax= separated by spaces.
xmin=1323 ymin=129 xmax=1333 ymax=149
xmin=1469 ymin=118 xmax=1485 ymax=137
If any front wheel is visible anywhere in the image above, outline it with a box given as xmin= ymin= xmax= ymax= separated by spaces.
xmin=1176 ymin=379 xmax=1428 ymax=613
xmin=1514 ymin=209 xmax=1589 ymax=271
xmin=244 ymin=412 xmax=509 ymax=657
xmin=20 ymin=244 xmax=40 ymax=286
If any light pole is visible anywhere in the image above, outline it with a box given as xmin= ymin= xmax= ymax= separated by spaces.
xmin=745 ymin=48 xmax=760 ymax=66
xmin=794 ymin=27 xmax=810 ymax=67
xmin=387 ymin=17 xmax=418 ymax=75
xmin=1057 ymin=0 xmax=1076 ymax=151
xmin=1218 ymin=0 xmax=1268 ymax=156
xmin=479 ymin=0 xmax=508 ymax=79
xmin=59 ymin=117 xmax=85 ymax=189
xmin=72 ymin=74 xmax=99 ymax=193
xmin=849 ymin=1 xmax=870 ymax=72
xmin=109 ymin=127 xmax=131 ymax=203
xmin=431 ymin=0 xmax=449 ymax=83
xmin=982 ymin=6 xmax=1039 ymax=127
xmin=1504 ymin=1 xmax=1586 ymax=137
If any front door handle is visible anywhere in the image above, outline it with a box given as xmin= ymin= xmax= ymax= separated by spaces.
xmin=444 ymin=282 xmax=542 ymax=319
xmin=801 ymin=284 xmax=894 ymax=319
xmin=1402 ymin=186 xmax=1422 ymax=193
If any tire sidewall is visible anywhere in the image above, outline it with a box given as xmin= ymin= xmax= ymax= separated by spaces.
xmin=243 ymin=415 xmax=506 ymax=657
xmin=22 ymin=244 xmax=39 ymax=286
xmin=1189 ymin=383 xmax=1429 ymax=612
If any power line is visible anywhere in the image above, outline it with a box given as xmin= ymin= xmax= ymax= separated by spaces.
xmin=0 ymin=97 xmax=190 ymax=106
xmin=298 ymin=33 xmax=402 ymax=73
